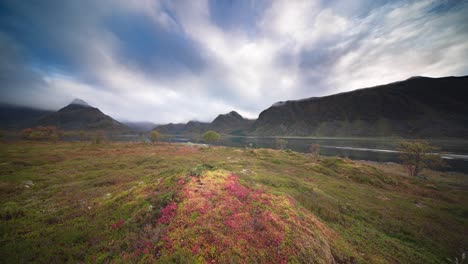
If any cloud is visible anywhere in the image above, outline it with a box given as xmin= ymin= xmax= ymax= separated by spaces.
xmin=328 ymin=0 xmax=468 ymax=92
xmin=0 ymin=0 xmax=467 ymax=123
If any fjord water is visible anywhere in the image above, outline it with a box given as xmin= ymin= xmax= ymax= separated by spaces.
xmin=111 ymin=134 xmax=468 ymax=173
xmin=213 ymin=137 xmax=468 ymax=173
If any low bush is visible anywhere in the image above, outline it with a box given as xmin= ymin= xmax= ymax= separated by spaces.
xmin=188 ymin=164 xmax=216 ymax=177
xmin=21 ymin=126 xmax=63 ymax=142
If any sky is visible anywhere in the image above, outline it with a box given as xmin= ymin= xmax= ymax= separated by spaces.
xmin=1 ymin=0 xmax=467 ymax=123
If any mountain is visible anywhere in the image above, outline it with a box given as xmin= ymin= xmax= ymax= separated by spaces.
xmin=37 ymin=99 xmax=129 ymax=131
xmin=185 ymin=121 xmax=211 ymax=134
xmin=154 ymin=121 xmax=209 ymax=135
xmin=153 ymin=111 xmax=254 ymax=136
xmin=252 ymin=76 xmax=468 ymax=138
xmin=122 ymin=121 xmax=157 ymax=132
xmin=0 ymin=104 xmax=54 ymax=129
xmin=209 ymin=111 xmax=254 ymax=134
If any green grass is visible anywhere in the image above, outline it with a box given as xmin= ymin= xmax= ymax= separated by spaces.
xmin=0 ymin=141 xmax=467 ymax=263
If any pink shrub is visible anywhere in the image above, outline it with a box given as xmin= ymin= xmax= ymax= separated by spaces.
xmin=225 ymin=175 xmax=249 ymax=200
xmin=263 ymin=210 xmax=273 ymax=222
xmin=131 ymin=241 xmax=152 ymax=258
xmin=205 ymin=190 xmax=216 ymax=199
xmin=162 ymin=235 xmax=173 ymax=249
xmin=158 ymin=201 xmax=178 ymax=224
xmin=223 ymin=214 xmax=243 ymax=229
xmin=199 ymin=203 xmax=209 ymax=214
xmin=251 ymin=189 xmax=264 ymax=200
xmin=131 ymin=248 xmax=143 ymax=258
xmin=110 ymin=219 xmax=125 ymax=230
xmin=191 ymin=244 xmax=200 ymax=254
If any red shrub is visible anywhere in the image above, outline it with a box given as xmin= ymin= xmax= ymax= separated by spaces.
xmin=111 ymin=219 xmax=125 ymax=230
xmin=191 ymin=244 xmax=200 ymax=254
xmin=158 ymin=201 xmax=178 ymax=224
xmin=225 ymin=174 xmax=249 ymax=200
xmin=131 ymin=241 xmax=153 ymax=258
xmin=161 ymin=235 xmax=173 ymax=249
xmin=223 ymin=214 xmax=245 ymax=229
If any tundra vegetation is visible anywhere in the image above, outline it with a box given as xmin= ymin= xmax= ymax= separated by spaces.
xmin=0 ymin=141 xmax=466 ymax=263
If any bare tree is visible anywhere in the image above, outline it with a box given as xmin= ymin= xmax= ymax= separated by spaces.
xmin=309 ymin=144 xmax=320 ymax=161
xmin=275 ymin=138 xmax=288 ymax=150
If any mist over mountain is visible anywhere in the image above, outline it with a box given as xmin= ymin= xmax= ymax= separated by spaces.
xmin=37 ymin=99 xmax=128 ymax=131
xmin=0 ymin=104 xmax=54 ymax=129
xmin=2 ymin=76 xmax=467 ymax=138
xmin=153 ymin=122 xmax=209 ymax=136
xmin=122 ymin=121 xmax=158 ymax=133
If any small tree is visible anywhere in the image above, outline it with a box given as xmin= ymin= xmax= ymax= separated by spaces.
xmin=79 ymin=131 xmax=87 ymax=141
xmin=50 ymin=133 xmax=59 ymax=143
xmin=165 ymin=134 xmax=174 ymax=143
xmin=93 ymin=131 xmax=106 ymax=144
xmin=398 ymin=140 xmax=444 ymax=177
xmin=150 ymin=131 xmax=162 ymax=144
xmin=275 ymin=138 xmax=288 ymax=150
xmin=21 ymin=128 xmax=33 ymax=139
xmin=202 ymin=131 xmax=220 ymax=145
xmin=309 ymin=144 xmax=320 ymax=161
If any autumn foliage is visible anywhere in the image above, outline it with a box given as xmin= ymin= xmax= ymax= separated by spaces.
xmin=154 ymin=170 xmax=335 ymax=263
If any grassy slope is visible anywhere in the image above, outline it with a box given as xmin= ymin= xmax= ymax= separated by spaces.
xmin=0 ymin=142 xmax=466 ymax=263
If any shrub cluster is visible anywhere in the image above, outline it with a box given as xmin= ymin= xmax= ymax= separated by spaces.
xmin=188 ymin=164 xmax=216 ymax=177
xmin=21 ymin=126 xmax=63 ymax=142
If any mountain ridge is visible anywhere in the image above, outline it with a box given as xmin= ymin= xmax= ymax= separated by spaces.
xmin=153 ymin=111 xmax=254 ymax=135
xmin=0 ymin=104 xmax=54 ymax=129
xmin=251 ymin=76 xmax=468 ymax=137
xmin=36 ymin=99 xmax=129 ymax=131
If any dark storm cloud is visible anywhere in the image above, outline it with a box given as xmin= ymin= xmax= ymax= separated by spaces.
xmin=0 ymin=0 xmax=467 ymax=123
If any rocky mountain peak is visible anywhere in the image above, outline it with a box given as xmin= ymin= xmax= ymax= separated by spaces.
xmin=225 ymin=111 xmax=243 ymax=120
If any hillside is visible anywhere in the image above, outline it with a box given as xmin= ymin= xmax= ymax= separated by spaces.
xmin=37 ymin=99 xmax=129 ymax=131
xmin=154 ymin=111 xmax=254 ymax=136
xmin=122 ymin=121 xmax=157 ymax=132
xmin=252 ymin=76 xmax=468 ymax=137
xmin=154 ymin=121 xmax=210 ymax=135
xmin=209 ymin=111 xmax=254 ymax=134
xmin=0 ymin=141 xmax=466 ymax=263
xmin=0 ymin=104 xmax=54 ymax=129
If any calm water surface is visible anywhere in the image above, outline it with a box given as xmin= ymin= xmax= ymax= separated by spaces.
xmin=215 ymin=137 xmax=468 ymax=173
xmin=112 ymin=134 xmax=468 ymax=173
